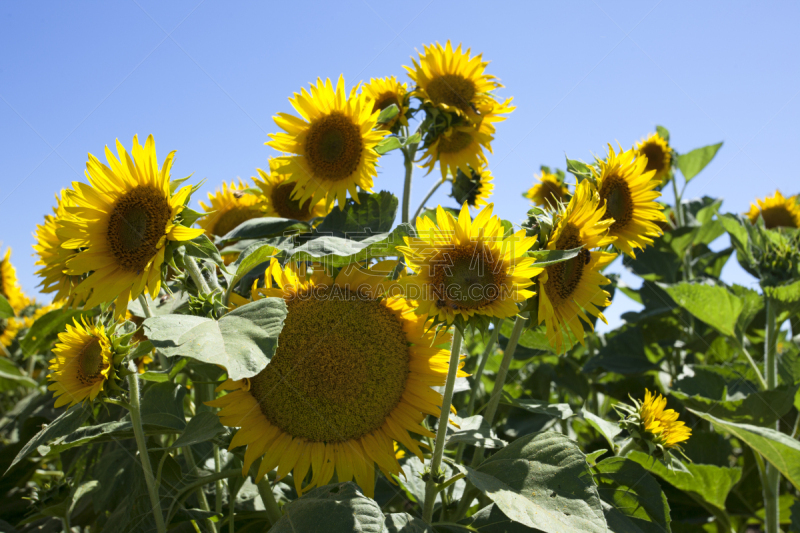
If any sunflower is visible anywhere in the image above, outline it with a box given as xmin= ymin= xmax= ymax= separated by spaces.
xmin=397 ymin=203 xmax=541 ymax=325
xmin=198 ymin=179 xmax=263 ymax=238
xmin=361 ymin=76 xmax=409 ymax=131
xmin=638 ymin=389 xmax=691 ymax=448
xmin=405 ymin=41 xmax=512 ymax=124
xmin=209 ymin=260 xmax=464 ymax=498
xmin=0 ymin=248 xmax=29 ymax=312
xmin=593 ymin=145 xmax=666 ymax=257
xmin=267 ymin=76 xmax=388 ymax=209
xmin=525 ymin=170 xmax=569 ymax=208
xmin=33 ymin=192 xmax=83 ymax=306
xmin=538 ymin=180 xmax=617 ymax=352
xmin=635 ymin=133 xmax=672 ymax=184
xmin=747 ymin=190 xmax=800 ymax=229
xmin=419 ymin=123 xmax=493 ymax=180
xmin=56 ymin=135 xmax=204 ymax=318
xmin=48 ymin=319 xmax=114 ymax=408
xmin=253 ymin=161 xmax=330 ymax=221
xmin=0 ymin=317 xmax=23 ymax=350
xmin=451 ymin=165 xmax=494 ymax=208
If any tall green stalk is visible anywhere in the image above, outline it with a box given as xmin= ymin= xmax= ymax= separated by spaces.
xmin=401 ymin=143 xmax=418 ymax=224
xmin=186 ymin=256 xmax=212 ymax=295
xmin=471 ymin=315 xmax=525 ymax=467
xmin=422 ymin=328 xmax=463 ymax=523
xmin=763 ymin=296 xmax=779 ymax=533
xmin=257 ymin=478 xmax=283 ymax=525
xmin=127 ymin=368 xmax=166 ymax=533
xmin=466 ymin=326 xmax=500 ymax=418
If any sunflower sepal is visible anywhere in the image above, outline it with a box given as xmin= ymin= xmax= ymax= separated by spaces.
xmin=565 ymin=157 xmax=593 ymax=181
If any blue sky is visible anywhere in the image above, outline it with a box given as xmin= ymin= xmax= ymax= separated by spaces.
xmin=1 ymin=1 xmax=799 ymax=330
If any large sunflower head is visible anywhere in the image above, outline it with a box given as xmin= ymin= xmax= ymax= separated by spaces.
xmin=397 ymin=203 xmax=542 ymax=326
xmin=48 ymin=319 xmax=114 ymax=408
xmin=635 ymin=133 xmax=673 ymax=185
xmin=525 ymin=169 xmax=570 ymax=208
xmin=451 ymin=165 xmax=495 ymax=208
xmin=361 ymin=76 xmax=409 ymax=131
xmin=405 ymin=41 xmax=511 ymax=124
xmin=198 ymin=179 xmax=264 ymax=238
xmin=593 ymin=145 xmax=666 ymax=257
xmin=33 ymin=192 xmax=83 ymax=306
xmin=0 ymin=248 xmax=30 ymax=313
xmin=746 ymin=190 xmax=800 ymax=229
xmin=419 ymin=123 xmax=493 ymax=180
xmin=209 ymin=260 xmax=464 ymax=497
xmin=253 ymin=161 xmax=330 ymax=221
xmin=56 ymin=135 xmax=204 ymax=318
xmin=538 ymin=180 xmax=617 ymax=352
xmin=266 ymin=76 xmax=388 ymax=210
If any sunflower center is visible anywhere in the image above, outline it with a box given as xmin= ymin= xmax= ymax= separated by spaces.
xmin=305 ymin=112 xmax=364 ymax=181
xmin=107 ymin=186 xmax=172 ymax=272
xmin=248 ymin=290 xmax=409 ymax=442
xmin=374 ymin=93 xmax=400 ymax=115
xmin=545 ymin=225 xmax=589 ymax=303
xmin=437 ymin=130 xmax=473 ymax=154
xmin=78 ymin=338 xmax=106 ymax=382
xmin=214 ymin=206 xmax=261 ymax=237
xmin=640 ymin=143 xmax=667 ymax=175
xmin=271 ymin=183 xmax=314 ymax=221
xmin=426 ymin=74 xmax=476 ymax=112
xmin=598 ymin=176 xmax=634 ymax=232
xmin=431 ymin=244 xmax=506 ymax=310
xmin=760 ymin=207 xmax=797 ymax=229
xmin=538 ymin=181 xmax=565 ymax=206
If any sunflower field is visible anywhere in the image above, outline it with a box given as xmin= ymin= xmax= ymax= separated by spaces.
xmin=2 ymin=40 xmax=800 ymax=533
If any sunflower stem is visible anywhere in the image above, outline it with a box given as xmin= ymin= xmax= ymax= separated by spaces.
xmin=413 ymin=177 xmax=448 ymax=222
xmin=138 ymin=294 xmax=170 ymax=370
xmin=126 ymin=367 xmax=167 ymax=533
xmin=214 ymin=445 xmax=224 ymax=531
xmin=763 ymin=296 xmax=780 ymax=533
xmin=422 ymin=327 xmax=463 ymax=523
xmin=257 ymin=478 xmax=283 ymax=525
xmin=401 ymin=143 xmax=418 ymax=224
xmin=186 ymin=256 xmax=212 ymax=296
xmin=182 ymin=446 xmax=215 ymax=533
xmin=471 ymin=315 xmax=525 ymax=467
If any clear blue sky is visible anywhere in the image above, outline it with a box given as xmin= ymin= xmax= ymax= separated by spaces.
xmin=2 ymin=1 xmax=799 ymax=330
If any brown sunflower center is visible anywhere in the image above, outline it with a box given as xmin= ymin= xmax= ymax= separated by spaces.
xmin=760 ymin=206 xmax=798 ymax=229
xmin=305 ymin=112 xmax=364 ymax=181
xmin=598 ymin=176 xmax=634 ymax=232
xmin=78 ymin=338 xmax=106 ymax=383
xmin=545 ymin=225 xmax=590 ymax=303
xmin=639 ymin=142 xmax=669 ymax=176
xmin=537 ymin=181 xmax=566 ymax=206
xmin=430 ymin=244 xmax=506 ymax=310
xmin=213 ymin=206 xmax=262 ymax=237
xmin=374 ymin=93 xmax=400 ymax=115
xmin=438 ymin=130 xmax=474 ymax=154
xmin=426 ymin=74 xmax=476 ymax=112
xmin=248 ymin=290 xmax=409 ymax=442
xmin=271 ymin=183 xmax=314 ymax=221
xmin=107 ymin=186 xmax=172 ymax=272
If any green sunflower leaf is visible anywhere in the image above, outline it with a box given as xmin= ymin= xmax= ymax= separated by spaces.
xmin=384 ymin=513 xmax=434 ymax=532
xmin=184 ymin=233 xmax=228 ymax=272
xmin=655 ymin=125 xmax=670 ymax=142
xmin=529 ymin=247 xmax=582 ymax=267
xmin=218 ymin=217 xmax=309 ymax=244
xmin=0 ymin=294 xmax=13 ymax=319
xmin=582 ymin=408 xmax=623 ymax=449
xmin=143 ymin=297 xmax=288 ymax=381
xmin=376 ymin=104 xmax=399 ymax=124
xmin=660 ymin=281 xmax=743 ymax=337
xmin=168 ymin=411 xmax=225 ymax=450
xmin=314 ymin=190 xmax=398 ymax=235
xmin=270 ymin=482 xmax=384 ymax=533
xmin=566 ymin=157 xmax=592 ymax=181
xmin=464 ymin=432 xmax=607 ymax=533
xmin=376 ymin=136 xmax=402 ymax=155
xmin=677 ymin=142 xmax=723 ymax=182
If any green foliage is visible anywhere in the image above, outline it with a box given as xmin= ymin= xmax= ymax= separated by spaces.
xmin=270 ymin=483 xmax=385 ymax=532
xmin=677 ymin=142 xmax=723 ymax=181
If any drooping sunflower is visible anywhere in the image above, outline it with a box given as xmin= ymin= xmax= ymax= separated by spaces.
xmin=419 ymin=123 xmax=493 ymax=180
xmin=33 ymin=191 xmax=83 ymax=306
xmin=746 ymin=190 xmax=800 ymax=229
xmin=209 ymin=261 xmax=464 ymax=498
xmin=538 ymin=180 xmax=617 ymax=352
xmin=48 ymin=319 xmax=114 ymax=408
xmin=635 ymin=132 xmax=672 ymax=185
xmin=638 ymin=389 xmax=691 ymax=448
xmin=451 ymin=165 xmax=495 ymax=208
xmin=525 ymin=170 xmax=570 ymax=208
xmin=0 ymin=248 xmax=29 ymax=312
xmin=57 ymin=135 xmax=204 ymax=318
xmin=253 ymin=162 xmax=330 ymax=221
xmin=593 ymin=145 xmax=666 ymax=257
xmin=405 ymin=41 xmax=513 ymax=124
xmin=361 ymin=76 xmax=409 ymax=131
xmin=198 ymin=179 xmax=264 ymax=238
xmin=267 ymin=76 xmax=388 ymax=209
xmin=397 ymin=203 xmax=542 ymax=324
